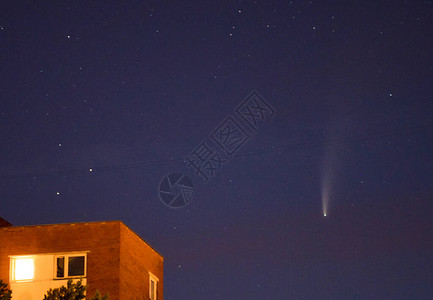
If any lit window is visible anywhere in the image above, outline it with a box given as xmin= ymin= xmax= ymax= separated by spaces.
xmin=149 ymin=272 xmax=159 ymax=300
xmin=11 ymin=257 xmax=35 ymax=281
xmin=55 ymin=254 xmax=86 ymax=278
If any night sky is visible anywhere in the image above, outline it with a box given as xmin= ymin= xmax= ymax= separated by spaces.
xmin=1 ymin=1 xmax=433 ymax=299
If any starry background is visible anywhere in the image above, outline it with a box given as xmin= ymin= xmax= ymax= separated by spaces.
xmin=1 ymin=1 xmax=433 ymax=299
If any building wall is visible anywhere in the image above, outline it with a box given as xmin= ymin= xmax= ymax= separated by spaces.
xmin=10 ymin=253 xmax=87 ymax=300
xmin=119 ymin=224 xmax=164 ymax=300
xmin=0 ymin=222 xmax=121 ymax=299
xmin=0 ymin=221 xmax=164 ymax=300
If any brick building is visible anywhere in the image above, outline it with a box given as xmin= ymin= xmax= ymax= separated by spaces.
xmin=0 ymin=219 xmax=163 ymax=300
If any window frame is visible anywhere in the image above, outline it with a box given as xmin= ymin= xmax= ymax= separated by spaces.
xmin=149 ymin=272 xmax=159 ymax=300
xmin=10 ymin=256 xmax=35 ymax=282
xmin=54 ymin=253 xmax=87 ymax=279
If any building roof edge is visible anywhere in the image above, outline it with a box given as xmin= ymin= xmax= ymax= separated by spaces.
xmin=0 ymin=220 xmax=164 ymax=259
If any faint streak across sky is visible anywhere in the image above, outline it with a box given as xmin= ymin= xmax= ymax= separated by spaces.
xmin=1 ymin=125 xmax=431 ymax=180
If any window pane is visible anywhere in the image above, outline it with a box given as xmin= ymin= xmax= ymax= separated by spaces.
xmin=57 ymin=257 xmax=65 ymax=277
xmin=14 ymin=258 xmax=34 ymax=281
xmin=150 ymin=280 xmax=155 ymax=300
xmin=68 ymin=256 xmax=85 ymax=276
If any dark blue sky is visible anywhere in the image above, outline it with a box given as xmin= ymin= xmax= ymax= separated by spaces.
xmin=1 ymin=1 xmax=433 ymax=299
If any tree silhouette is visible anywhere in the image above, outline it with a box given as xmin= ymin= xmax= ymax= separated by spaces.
xmin=0 ymin=280 xmax=12 ymax=300
xmin=43 ymin=279 xmax=108 ymax=300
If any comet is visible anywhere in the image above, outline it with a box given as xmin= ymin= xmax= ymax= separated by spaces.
xmin=321 ymin=137 xmax=338 ymax=218
xmin=321 ymin=175 xmax=330 ymax=217
xmin=321 ymin=117 xmax=346 ymax=218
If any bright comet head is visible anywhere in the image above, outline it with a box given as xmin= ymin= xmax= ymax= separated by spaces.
xmin=323 ymin=213 xmax=327 ymax=217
